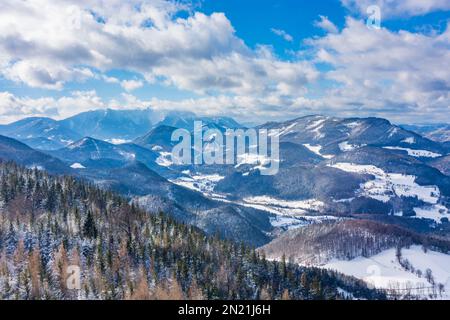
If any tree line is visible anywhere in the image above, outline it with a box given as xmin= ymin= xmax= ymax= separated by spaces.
xmin=0 ymin=160 xmax=385 ymax=300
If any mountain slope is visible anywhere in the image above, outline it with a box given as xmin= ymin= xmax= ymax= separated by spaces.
xmin=261 ymin=115 xmax=445 ymax=156
xmin=429 ymin=155 xmax=450 ymax=176
xmin=0 ymin=161 xmax=384 ymax=300
xmin=134 ymin=125 xmax=179 ymax=151
xmin=50 ymin=137 xmax=162 ymax=171
xmin=0 ymin=135 xmax=272 ymax=246
xmin=209 ymin=116 xmax=450 ymax=227
xmin=60 ymin=108 xmax=162 ymax=141
xmin=0 ymin=117 xmax=81 ymax=150
xmin=61 ymin=158 xmax=273 ymax=247
xmin=402 ymin=124 xmax=450 ymax=143
xmin=260 ymin=220 xmax=450 ymax=265
xmin=156 ymin=112 xmax=243 ymax=132
xmin=0 ymin=135 xmax=72 ymax=174
xmin=259 ymin=219 xmax=450 ymax=299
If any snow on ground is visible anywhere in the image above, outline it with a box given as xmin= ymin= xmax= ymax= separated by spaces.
xmin=339 ymin=141 xmax=355 ymax=152
xmin=235 ymin=153 xmax=271 ymax=167
xmin=239 ymin=196 xmax=338 ymax=229
xmin=344 ymin=121 xmax=361 ymax=129
xmin=70 ymin=162 xmax=86 ymax=169
xmin=383 ymin=147 xmax=441 ymax=158
xmin=306 ymin=118 xmax=327 ymax=139
xmin=269 ymin=215 xmax=341 ymax=230
xmin=156 ymin=152 xmax=173 ymax=167
xmin=106 ymin=138 xmax=130 ymax=145
xmin=208 ymin=194 xmax=337 ymax=229
xmin=278 ymin=122 xmax=298 ymax=136
xmin=169 ymin=173 xmax=225 ymax=197
xmin=339 ymin=141 xmax=366 ymax=152
xmin=333 ymin=197 xmax=355 ymax=203
xmin=27 ymin=164 xmax=44 ymax=171
xmin=389 ymin=174 xmax=440 ymax=203
xmin=402 ymin=137 xmax=415 ymax=144
xmin=414 ymin=205 xmax=449 ymax=223
xmin=303 ymin=144 xmax=334 ymax=159
xmin=59 ymin=139 xmax=74 ymax=146
xmin=329 ymin=163 xmax=441 ymax=204
xmin=322 ymin=246 xmax=450 ymax=299
xmin=234 ymin=152 xmax=279 ymax=173
xmin=118 ymin=150 xmax=136 ymax=161
xmin=243 ymin=196 xmax=325 ymax=212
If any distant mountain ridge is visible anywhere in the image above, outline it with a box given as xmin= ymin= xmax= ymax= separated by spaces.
xmin=0 ymin=117 xmax=81 ymax=150
xmin=0 ymin=135 xmax=72 ymax=174
xmin=402 ymin=124 xmax=450 ymax=143
xmin=2 ymin=111 xmax=449 ymax=300
xmin=0 ymin=109 xmax=245 ymax=151
xmin=1 ymin=112 xmax=450 ymax=246
xmin=60 ymin=108 xmax=162 ymax=141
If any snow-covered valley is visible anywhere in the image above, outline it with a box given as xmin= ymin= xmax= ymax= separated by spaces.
xmin=322 ymin=246 xmax=450 ymax=299
xmin=329 ymin=163 xmax=449 ymax=222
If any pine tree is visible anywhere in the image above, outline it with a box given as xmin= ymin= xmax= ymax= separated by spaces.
xmin=83 ymin=211 xmax=97 ymax=239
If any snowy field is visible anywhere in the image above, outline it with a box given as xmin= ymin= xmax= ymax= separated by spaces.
xmin=239 ymin=196 xmax=338 ymax=229
xmin=303 ymin=144 xmax=334 ymax=159
xmin=70 ymin=162 xmax=85 ymax=169
xmin=383 ymin=146 xmax=441 ymax=158
xmin=338 ymin=141 xmax=366 ymax=152
xmin=323 ymin=246 xmax=450 ymax=299
xmin=329 ymin=162 xmax=448 ymax=222
xmin=169 ymin=173 xmax=225 ymax=197
xmin=155 ymin=151 xmax=173 ymax=167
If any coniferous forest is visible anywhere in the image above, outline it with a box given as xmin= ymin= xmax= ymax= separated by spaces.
xmin=0 ymin=161 xmax=385 ymax=300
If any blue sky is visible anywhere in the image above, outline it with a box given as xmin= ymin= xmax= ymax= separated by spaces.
xmin=0 ymin=0 xmax=449 ymax=124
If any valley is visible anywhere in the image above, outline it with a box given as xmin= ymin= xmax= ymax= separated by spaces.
xmin=1 ymin=109 xmax=450 ymax=299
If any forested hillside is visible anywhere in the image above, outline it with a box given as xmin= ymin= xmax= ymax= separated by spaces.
xmin=260 ymin=220 xmax=450 ymax=265
xmin=0 ymin=161 xmax=384 ymax=300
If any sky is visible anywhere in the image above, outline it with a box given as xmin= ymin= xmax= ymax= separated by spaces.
xmin=0 ymin=0 xmax=449 ymax=124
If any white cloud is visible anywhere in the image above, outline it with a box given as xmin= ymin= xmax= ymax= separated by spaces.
xmin=314 ymin=15 xmax=339 ymax=34
xmin=0 ymin=0 xmax=315 ymax=99
xmin=3 ymin=61 xmax=93 ymax=90
xmin=111 ymin=93 xmax=323 ymax=124
xmin=120 ymin=79 xmax=144 ymax=92
xmin=271 ymin=28 xmax=294 ymax=42
xmin=102 ymin=75 xmax=120 ymax=84
xmin=0 ymin=90 xmax=105 ymax=123
xmin=307 ymin=18 xmax=450 ymax=122
xmin=1 ymin=0 xmax=449 ymax=124
xmin=341 ymin=0 xmax=450 ymax=18
xmin=0 ymin=89 xmax=319 ymax=125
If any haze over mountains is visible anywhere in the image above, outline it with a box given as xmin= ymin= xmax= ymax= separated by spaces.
xmin=1 ymin=108 xmax=450 ymax=298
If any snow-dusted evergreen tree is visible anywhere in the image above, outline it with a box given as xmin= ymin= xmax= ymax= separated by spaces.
xmin=0 ymin=160 xmax=384 ymax=300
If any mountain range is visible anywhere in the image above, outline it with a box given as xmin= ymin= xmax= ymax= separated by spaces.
xmin=1 ymin=109 xmax=450 ymax=298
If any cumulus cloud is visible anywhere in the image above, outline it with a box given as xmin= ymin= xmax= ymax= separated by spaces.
xmin=1 ymin=0 xmax=449 ymax=124
xmin=102 ymin=75 xmax=120 ymax=84
xmin=113 ymin=93 xmax=318 ymax=123
xmin=314 ymin=15 xmax=339 ymax=34
xmin=0 ymin=88 xmax=320 ymax=125
xmin=307 ymin=17 xmax=450 ymax=122
xmin=0 ymin=0 xmax=315 ymax=99
xmin=341 ymin=0 xmax=450 ymax=18
xmin=3 ymin=61 xmax=93 ymax=90
xmin=271 ymin=28 xmax=294 ymax=42
xmin=120 ymin=79 xmax=144 ymax=92
xmin=0 ymin=90 xmax=105 ymax=123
